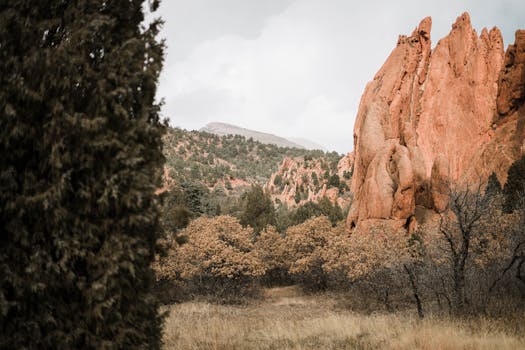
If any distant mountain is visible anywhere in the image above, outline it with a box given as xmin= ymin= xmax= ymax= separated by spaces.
xmin=200 ymin=122 xmax=324 ymax=150
xmin=288 ymin=137 xmax=326 ymax=151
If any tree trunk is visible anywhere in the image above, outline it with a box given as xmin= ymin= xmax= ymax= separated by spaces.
xmin=404 ymin=265 xmax=424 ymax=319
xmin=453 ymin=264 xmax=466 ymax=315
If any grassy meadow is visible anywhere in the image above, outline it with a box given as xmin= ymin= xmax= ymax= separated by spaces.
xmin=161 ymin=286 xmax=525 ymax=350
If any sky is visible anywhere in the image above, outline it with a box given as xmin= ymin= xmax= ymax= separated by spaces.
xmin=149 ymin=0 xmax=525 ymax=153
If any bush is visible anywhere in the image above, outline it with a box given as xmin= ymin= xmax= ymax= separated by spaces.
xmin=154 ymin=216 xmax=265 ymax=302
xmin=284 ymin=216 xmax=340 ymax=291
xmin=327 ymin=174 xmax=341 ymax=188
xmin=255 ymin=226 xmax=291 ymax=286
xmin=273 ymin=174 xmax=283 ymax=187
xmin=292 ymin=198 xmax=344 ymax=227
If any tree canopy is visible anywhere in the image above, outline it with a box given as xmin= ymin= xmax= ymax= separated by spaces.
xmin=0 ymin=1 xmax=165 ymax=347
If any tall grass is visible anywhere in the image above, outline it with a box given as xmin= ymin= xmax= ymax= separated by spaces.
xmin=162 ymin=287 xmax=524 ymax=350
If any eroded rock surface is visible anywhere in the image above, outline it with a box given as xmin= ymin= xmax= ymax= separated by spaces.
xmin=348 ymin=13 xmax=525 ymax=232
xmin=265 ymin=154 xmax=354 ymax=209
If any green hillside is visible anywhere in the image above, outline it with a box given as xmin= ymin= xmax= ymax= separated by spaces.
xmin=163 ymin=127 xmax=342 ymax=188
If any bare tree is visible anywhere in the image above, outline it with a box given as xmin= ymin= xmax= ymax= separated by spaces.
xmin=490 ymin=191 xmax=525 ymax=292
xmin=438 ymin=183 xmax=493 ymax=314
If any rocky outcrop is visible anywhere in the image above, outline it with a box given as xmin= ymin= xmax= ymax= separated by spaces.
xmin=348 ymin=13 xmax=525 ymax=232
xmin=337 ymin=152 xmax=354 ymax=176
xmin=265 ymin=154 xmax=353 ymax=208
xmin=497 ymin=30 xmax=525 ymax=119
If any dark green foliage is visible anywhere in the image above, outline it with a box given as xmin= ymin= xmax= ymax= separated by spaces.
xmin=293 ymin=202 xmax=323 ymax=224
xmin=301 ymin=174 xmax=309 ymax=184
xmin=294 ymin=191 xmax=302 ymax=204
xmin=161 ymin=188 xmax=193 ymax=236
xmin=312 ymin=172 xmax=319 ymax=187
xmin=273 ymin=174 xmax=283 ymax=187
xmin=318 ymin=197 xmax=344 ymax=225
xmin=338 ymin=181 xmax=349 ymax=193
xmin=292 ymin=198 xmax=344 ymax=227
xmin=275 ymin=204 xmax=294 ymax=233
xmin=240 ymin=185 xmax=276 ymax=235
xmin=327 ymin=174 xmax=341 ymax=189
xmin=181 ymin=181 xmax=210 ymax=215
xmin=0 ymin=1 xmax=164 ymax=348
xmin=162 ymin=127 xmax=332 ymax=187
xmin=503 ymin=155 xmax=525 ymax=212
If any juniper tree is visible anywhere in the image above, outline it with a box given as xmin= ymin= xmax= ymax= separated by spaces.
xmin=1 ymin=1 xmax=165 ymax=348
xmin=240 ymin=185 xmax=276 ymax=235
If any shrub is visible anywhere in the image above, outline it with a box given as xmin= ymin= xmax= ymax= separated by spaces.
xmin=273 ymin=174 xmax=283 ymax=187
xmin=155 ymin=216 xmax=265 ymax=302
xmin=255 ymin=226 xmax=290 ymax=286
xmin=327 ymin=174 xmax=341 ymax=188
xmin=284 ymin=216 xmax=340 ymax=290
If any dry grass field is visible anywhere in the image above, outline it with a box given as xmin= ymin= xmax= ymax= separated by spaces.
xmin=161 ymin=286 xmax=525 ymax=350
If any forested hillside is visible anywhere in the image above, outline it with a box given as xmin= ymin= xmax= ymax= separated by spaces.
xmin=162 ymin=127 xmax=342 ymax=189
xmin=158 ymin=127 xmax=350 ymax=238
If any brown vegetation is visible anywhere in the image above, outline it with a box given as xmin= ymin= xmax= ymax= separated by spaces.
xmin=154 ymin=181 xmax=525 ymax=315
xmin=162 ymin=288 xmax=525 ymax=350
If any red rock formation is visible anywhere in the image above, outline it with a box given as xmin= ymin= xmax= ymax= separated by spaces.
xmin=348 ymin=13 xmax=525 ymax=232
xmin=497 ymin=30 xmax=525 ymax=118
xmin=265 ymin=154 xmax=353 ymax=208
xmin=337 ymin=152 xmax=355 ymax=178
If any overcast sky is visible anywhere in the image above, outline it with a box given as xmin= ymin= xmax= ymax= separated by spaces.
xmin=151 ymin=0 xmax=524 ymax=153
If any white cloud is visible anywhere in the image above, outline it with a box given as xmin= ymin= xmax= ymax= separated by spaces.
xmin=156 ymin=0 xmax=525 ymax=153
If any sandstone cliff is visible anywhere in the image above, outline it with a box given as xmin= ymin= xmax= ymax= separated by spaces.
xmin=348 ymin=13 xmax=525 ymax=232
xmin=265 ymin=153 xmax=354 ymax=208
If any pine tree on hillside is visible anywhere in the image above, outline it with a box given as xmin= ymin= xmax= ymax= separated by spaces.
xmin=0 ymin=1 xmax=165 ymax=348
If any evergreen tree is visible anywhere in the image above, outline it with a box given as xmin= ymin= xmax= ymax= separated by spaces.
xmin=292 ymin=198 xmax=344 ymax=227
xmin=181 ymin=181 xmax=209 ymax=215
xmin=0 ymin=1 xmax=165 ymax=348
xmin=240 ymin=185 xmax=276 ymax=235
xmin=162 ymin=190 xmax=193 ymax=235
xmin=503 ymin=155 xmax=525 ymax=213
xmin=318 ymin=197 xmax=344 ymax=225
xmin=327 ymin=173 xmax=340 ymax=189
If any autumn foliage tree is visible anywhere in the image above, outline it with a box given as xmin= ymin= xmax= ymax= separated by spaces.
xmin=284 ymin=216 xmax=344 ymax=290
xmin=254 ymin=226 xmax=289 ymax=285
xmin=323 ymin=223 xmax=416 ymax=311
xmin=155 ymin=216 xmax=265 ymax=300
xmin=0 ymin=1 xmax=165 ymax=348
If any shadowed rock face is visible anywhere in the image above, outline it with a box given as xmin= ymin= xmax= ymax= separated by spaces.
xmin=348 ymin=13 xmax=525 ymax=232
